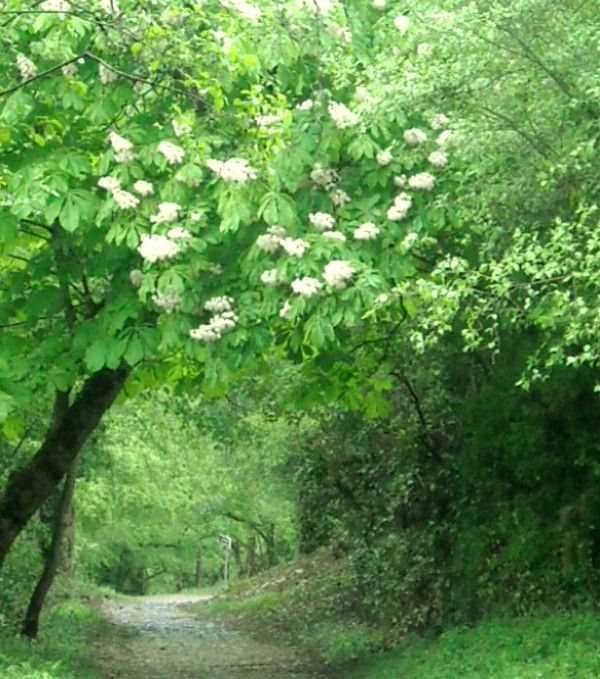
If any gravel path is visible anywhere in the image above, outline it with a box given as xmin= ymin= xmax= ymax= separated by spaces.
xmin=90 ymin=593 xmax=332 ymax=678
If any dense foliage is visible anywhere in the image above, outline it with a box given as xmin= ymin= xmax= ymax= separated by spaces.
xmin=1 ymin=0 xmax=599 ymax=673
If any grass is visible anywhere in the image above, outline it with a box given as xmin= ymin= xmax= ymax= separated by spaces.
xmin=0 ymin=598 xmax=103 ymax=679
xmin=353 ymin=610 xmax=600 ymax=678
xmin=196 ymin=549 xmax=388 ymax=665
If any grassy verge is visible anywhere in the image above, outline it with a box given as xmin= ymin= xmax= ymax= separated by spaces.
xmin=0 ymin=598 xmax=103 ymax=679
xmin=352 ymin=610 xmax=600 ymax=678
xmin=195 ymin=549 xmax=389 ymax=666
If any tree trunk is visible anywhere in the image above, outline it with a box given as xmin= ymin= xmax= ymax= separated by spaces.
xmin=195 ymin=552 xmax=203 ymax=588
xmin=21 ymin=453 xmax=81 ymax=639
xmin=0 ymin=366 xmax=129 ymax=570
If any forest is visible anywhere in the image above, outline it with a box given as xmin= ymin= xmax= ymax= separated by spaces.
xmin=0 ymin=0 xmax=599 ymax=677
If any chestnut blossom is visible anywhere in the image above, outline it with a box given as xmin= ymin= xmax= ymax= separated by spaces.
xmin=172 ymin=119 xmax=193 ymax=137
xmin=280 ymin=237 xmax=311 ymax=258
xmin=152 ymin=290 xmax=182 ymax=313
xmin=190 ymin=311 xmax=238 ymax=342
xmin=99 ymin=64 xmax=117 ymax=85
xmin=157 ymin=141 xmax=185 ymax=165
xmin=97 ymin=176 xmax=120 ymax=192
xmin=41 ymin=0 xmax=70 ymax=11
xmin=150 ymin=202 xmax=182 ymax=224
xmin=206 ymin=158 xmax=258 ymax=182
xmin=372 ymin=0 xmax=386 ymax=8
xmin=404 ymin=128 xmax=427 ymax=147
xmin=436 ymin=130 xmax=454 ymax=147
xmin=100 ymin=0 xmax=121 ymax=14
xmin=393 ymin=175 xmax=407 ymax=188
xmin=137 ymin=234 xmax=179 ymax=263
xmin=387 ymin=193 xmax=412 ymax=221
xmin=376 ymin=149 xmax=393 ymax=166
xmin=431 ymin=113 xmax=449 ymax=130
xmin=167 ymin=227 xmax=192 ymax=240
xmin=112 ymin=189 xmax=139 ymax=210
xmin=133 ymin=180 xmax=154 ymax=196
xmin=16 ymin=55 xmax=37 ymax=80
xmin=330 ymin=189 xmax=351 ymax=208
xmin=279 ymin=300 xmax=293 ymax=319
xmin=323 ymin=230 xmax=347 ymax=242
xmin=428 ymin=151 xmax=448 ymax=168
xmin=62 ymin=63 xmax=77 ymax=77
xmin=220 ymin=0 xmax=261 ymax=22
xmin=309 ymin=212 xmax=335 ymax=231
xmin=129 ymin=270 xmax=145 ymax=287
xmin=311 ymin=166 xmax=339 ymax=188
xmin=408 ymin=172 xmax=436 ymax=191
xmin=354 ymin=222 xmax=379 ymax=241
xmin=394 ymin=15 xmax=409 ymax=34
xmin=260 ymin=269 xmax=279 ymax=285
xmin=204 ymin=296 xmax=234 ymax=313
xmin=291 ymin=277 xmax=322 ymax=298
xmin=295 ymin=99 xmax=314 ymax=111
xmin=109 ymin=132 xmax=133 ymax=153
xmin=323 ymin=260 xmax=355 ymax=289
xmin=328 ymin=101 xmax=359 ymax=129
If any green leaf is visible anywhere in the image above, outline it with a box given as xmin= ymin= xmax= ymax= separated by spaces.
xmin=84 ymin=341 xmax=107 ymax=372
xmin=59 ymin=196 xmax=80 ymax=232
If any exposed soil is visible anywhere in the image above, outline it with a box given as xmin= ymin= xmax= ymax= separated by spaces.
xmin=90 ymin=593 xmax=334 ymax=678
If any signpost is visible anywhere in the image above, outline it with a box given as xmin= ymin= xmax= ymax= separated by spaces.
xmin=219 ymin=534 xmax=232 ymax=590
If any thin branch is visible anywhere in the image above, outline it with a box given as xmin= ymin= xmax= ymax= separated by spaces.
xmin=0 ymin=54 xmax=86 ymax=99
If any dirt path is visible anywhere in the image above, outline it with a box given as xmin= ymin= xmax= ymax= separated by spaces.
xmin=90 ymin=593 xmax=333 ymax=678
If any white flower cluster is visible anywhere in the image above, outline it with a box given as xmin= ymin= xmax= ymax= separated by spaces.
xmin=394 ymin=15 xmax=409 ymax=34
xmin=310 ymin=166 xmax=339 ymax=188
xmin=260 ymin=269 xmax=279 ymax=286
xmin=97 ymin=176 xmax=120 ymax=191
xmin=152 ymin=290 xmax=181 ymax=313
xmin=108 ymin=131 xmax=136 ymax=163
xmin=408 ymin=172 xmax=436 ymax=191
xmin=158 ymin=141 xmax=185 ymax=165
xmin=191 ymin=296 xmax=238 ymax=342
xmin=255 ymin=225 xmax=285 ymax=253
xmin=279 ymin=300 xmax=292 ymax=319
xmin=404 ymin=128 xmax=427 ymax=147
xmin=219 ymin=0 xmax=261 ymax=22
xmin=62 ymin=63 xmax=78 ymax=78
xmin=112 ymin=188 xmax=140 ymax=210
xmin=255 ymin=113 xmax=283 ymax=129
xmin=376 ymin=148 xmax=393 ymax=166
xmin=354 ymin=222 xmax=379 ymax=241
xmin=394 ymin=175 xmax=407 ymax=187
xmin=16 ymin=55 xmax=37 ymax=80
xmin=137 ymin=234 xmax=179 ymax=263
xmin=328 ymin=101 xmax=359 ymax=129
xmin=291 ymin=277 xmax=322 ymax=298
xmin=190 ymin=311 xmax=238 ymax=342
xmin=330 ymin=189 xmax=351 ymax=208
xmin=431 ymin=113 xmax=449 ymax=130
xmin=323 ymin=230 xmax=347 ymax=242
xmin=133 ymin=180 xmax=154 ymax=196
xmin=150 ymin=202 xmax=181 ymax=224
xmin=206 ymin=158 xmax=258 ymax=182
xmin=436 ymin=129 xmax=454 ymax=147
xmin=428 ymin=150 xmax=448 ymax=168
xmin=130 ymin=270 xmax=145 ymax=287
xmin=309 ymin=212 xmax=335 ymax=231
xmin=172 ymin=119 xmax=193 ymax=137
xmin=204 ymin=296 xmax=234 ymax=313
xmin=167 ymin=227 xmax=192 ymax=240
xmin=281 ymin=237 xmax=311 ymax=258
xmin=387 ymin=192 xmax=412 ymax=221
xmin=41 ymin=0 xmax=70 ymax=11
xmin=99 ymin=63 xmax=117 ymax=85
xmin=323 ymin=260 xmax=355 ymax=289
xmin=295 ymin=99 xmax=314 ymax=111
xmin=97 ymin=176 xmax=140 ymax=210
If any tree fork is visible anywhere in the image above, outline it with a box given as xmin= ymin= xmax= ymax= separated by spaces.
xmin=0 ymin=366 xmax=130 ymax=570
